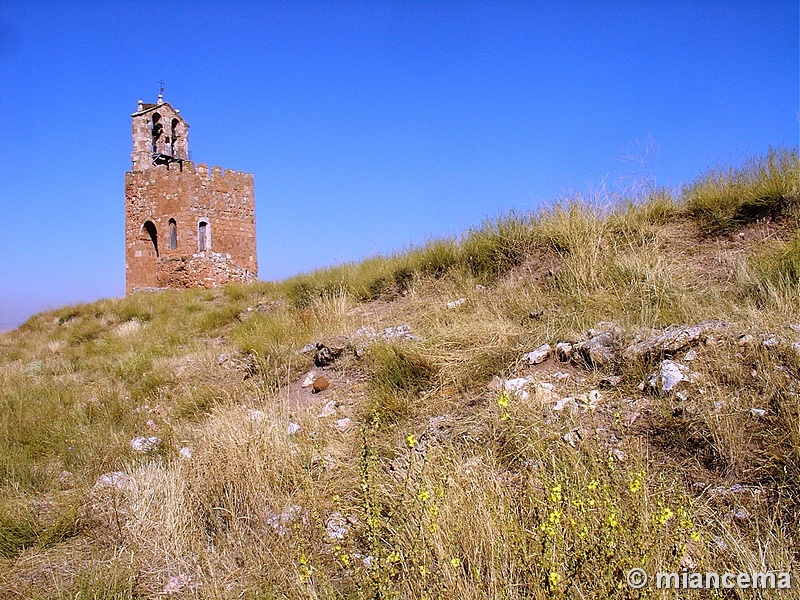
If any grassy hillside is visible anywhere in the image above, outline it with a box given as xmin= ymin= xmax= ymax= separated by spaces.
xmin=1 ymin=147 xmax=799 ymax=598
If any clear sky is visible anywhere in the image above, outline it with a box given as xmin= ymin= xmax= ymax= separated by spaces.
xmin=0 ymin=1 xmax=797 ymax=330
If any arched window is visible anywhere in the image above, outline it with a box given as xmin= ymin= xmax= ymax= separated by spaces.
xmin=168 ymin=219 xmax=177 ymax=250
xmin=151 ymin=113 xmax=162 ymax=153
xmin=170 ymin=119 xmax=179 ymax=157
xmin=198 ymin=220 xmax=209 ymax=252
xmin=143 ymin=220 xmax=159 ymax=257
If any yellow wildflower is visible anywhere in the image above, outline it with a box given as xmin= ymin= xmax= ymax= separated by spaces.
xmin=450 ymin=557 xmax=461 ymax=568
xmin=497 ymin=391 xmax=510 ymax=409
xmin=418 ymin=489 xmax=430 ymax=502
xmin=548 ymin=571 xmax=562 ymax=587
xmin=406 ymin=434 xmax=417 ymax=448
xmin=549 ymin=484 xmax=562 ymax=503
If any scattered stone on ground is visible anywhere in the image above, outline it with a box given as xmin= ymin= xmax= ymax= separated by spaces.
xmin=162 ymin=574 xmax=190 ymax=595
xmin=326 ymin=512 xmax=349 ymax=540
xmin=266 ymin=505 xmax=302 ymax=536
xmin=179 ymin=447 xmax=192 ymax=459
xmin=318 ymin=400 xmax=337 ymax=418
xmin=525 ymin=343 xmax=552 ymax=365
xmin=555 ymin=342 xmax=573 ymax=362
xmin=562 ymin=429 xmax=582 ymax=447
xmin=286 ymin=422 xmax=301 ymax=435
xmin=647 ymin=360 xmax=689 ymax=394
xmin=130 ymin=436 xmax=162 ymax=453
xmin=732 ymin=507 xmax=751 ymax=521
xmin=246 ymin=408 xmax=266 ymax=422
xmin=302 ymin=371 xmax=317 ymax=388
xmin=94 ymin=471 xmax=133 ymax=491
xmin=623 ymin=320 xmax=727 ymax=360
xmin=217 ymin=353 xmax=229 ymax=364
xmin=334 ymin=417 xmax=352 ymax=430
xmin=572 ymin=326 xmax=619 ymax=368
xmin=446 ymin=298 xmax=466 ymax=309
xmin=750 ymin=408 xmax=767 ymax=418
xmin=313 ymin=337 xmax=349 ymax=367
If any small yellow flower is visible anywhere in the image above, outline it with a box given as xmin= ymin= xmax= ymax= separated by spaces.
xmin=450 ymin=557 xmax=461 ymax=568
xmin=497 ymin=391 xmax=510 ymax=409
xmin=549 ymin=484 xmax=562 ymax=503
xmin=429 ymin=523 xmax=438 ymax=533
xmin=428 ymin=504 xmax=439 ymax=517
xmin=418 ymin=489 xmax=430 ymax=502
xmin=586 ymin=479 xmax=600 ymax=491
xmin=387 ymin=550 xmax=401 ymax=563
xmin=406 ymin=434 xmax=417 ymax=448
xmin=548 ymin=571 xmax=562 ymax=587
xmin=419 ymin=565 xmax=430 ymax=576
xmin=656 ymin=506 xmax=674 ymax=525
xmin=607 ymin=511 xmax=618 ymax=528
xmin=690 ymin=530 xmax=702 ymax=543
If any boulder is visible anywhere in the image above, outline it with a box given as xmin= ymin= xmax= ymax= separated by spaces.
xmin=573 ymin=332 xmax=616 ymax=368
xmin=623 ymin=321 xmax=726 ymax=360
xmin=525 ymin=343 xmax=552 ymax=365
xmin=647 ymin=360 xmax=689 ymax=394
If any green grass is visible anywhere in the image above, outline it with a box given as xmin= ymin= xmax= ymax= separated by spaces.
xmin=684 ymin=147 xmax=800 ymax=234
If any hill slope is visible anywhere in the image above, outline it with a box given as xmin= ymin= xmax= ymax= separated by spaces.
xmin=1 ymin=148 xmax=799 ymax=598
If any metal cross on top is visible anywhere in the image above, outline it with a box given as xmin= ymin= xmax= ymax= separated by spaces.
xmin=158 ymin=80 xmax=165 ymax=96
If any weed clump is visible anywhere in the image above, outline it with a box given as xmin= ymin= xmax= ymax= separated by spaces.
xmin=684 ymin=147 xmax=800 ymax=234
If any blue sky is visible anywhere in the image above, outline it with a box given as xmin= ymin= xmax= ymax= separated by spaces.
xmin=0 ymin=1 xmax=797 ymax=330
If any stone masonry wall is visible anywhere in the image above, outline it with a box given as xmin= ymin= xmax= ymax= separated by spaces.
xmin=125 ymin=161 xmax=258 ymax=293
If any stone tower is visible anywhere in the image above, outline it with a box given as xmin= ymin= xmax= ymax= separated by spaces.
xmin=125 ymin=95 xmax=258 ymax=294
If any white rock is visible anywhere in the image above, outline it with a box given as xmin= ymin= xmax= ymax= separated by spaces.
xmin=286 ymin=422 xmax=301 ymax=435
xmin=318 ymin=400 xmax=337 ymax=418
xmin=267 ymin=505 xmax=302 ymax=536
xmin=446 ymin=298 xmax=466 ymax=309
xmin=683 ymin=349 xmax=698 ymax=361
xmin=553 ymin=397 xmax=574 ymax=411
xmin=162 ymin=574 xmax=190 ymax=595
xmin=130 ymin=436 xmax=162 ymax=453
xmin=179 ymin=447 xmax=193 ymax=459
xmin=750 ymin=408 xmax=767 ymax=418
xmin=381 ymin=324 xmax=420 ymax=341
xmin=94 ymin=471 xmax=133 ymax=491
xmin=562 ymin=430 xmax=581 ymax=447
xmin=325 ymin=512 xmax=349 ymax=540
xmin=732 ymin=507 xmax=750 ymax=521
xmin=334 ymin=417 xmax=352 ymax=430
xmin=586 ymin=389 xmax=602 ymax=410
xmin=302 ymin=372 xmax=317 ymax=388
xmin=502 ymin=377 xmax=531 ymax=400
xmin=246 ymin=408 xmax=266 ymax=422
xmin=475 ymin=284 xmax=486 ymax=291
xmin=217 ymin=353 xmax=229 ymax=364
xmin=524 ymin=344 xmax=552 ymax=365
xmin=647 ymin=360 xmax=688 ymax=393
xmin=763 ymin=335 xmax=780 ymax=347
xmin=555 ymin=342 xmax=573 ymax=361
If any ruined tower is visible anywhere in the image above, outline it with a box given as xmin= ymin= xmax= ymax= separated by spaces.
xmin=125 ymin=95 xmax=258 ymax=293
